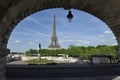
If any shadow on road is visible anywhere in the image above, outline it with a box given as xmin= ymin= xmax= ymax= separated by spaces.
xmin=5 ymin=63 xmax=120 ymax=80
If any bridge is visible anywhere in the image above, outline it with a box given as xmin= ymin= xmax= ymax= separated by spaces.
xmin=0 ymin=0 xmax=120 ymax=80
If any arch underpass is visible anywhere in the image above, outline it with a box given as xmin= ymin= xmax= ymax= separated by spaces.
xmin=0 ymin=0 xmax=120 ymax=80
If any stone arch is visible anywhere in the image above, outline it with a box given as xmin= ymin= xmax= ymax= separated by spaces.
xmin=1 ymin=0 xmax=120 ymax=49
xmin=0 ymin=0 xmax=120 ymax=80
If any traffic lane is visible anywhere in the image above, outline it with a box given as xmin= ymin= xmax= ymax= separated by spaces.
xmin=6 ymin=66 xmax=120 ymax=78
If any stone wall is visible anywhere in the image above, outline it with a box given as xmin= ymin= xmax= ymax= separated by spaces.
xmin=0 ymin=48 xmax=10 ymax=80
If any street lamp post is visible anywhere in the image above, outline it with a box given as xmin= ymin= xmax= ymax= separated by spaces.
xmin=67 ymin=10 xmax=73 ymax=22
xmin=38 ymin=43 xmax=42 ymax=61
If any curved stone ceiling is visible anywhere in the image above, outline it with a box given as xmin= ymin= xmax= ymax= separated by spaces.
xmin=0 ymin=0 xmax=120 ymax=51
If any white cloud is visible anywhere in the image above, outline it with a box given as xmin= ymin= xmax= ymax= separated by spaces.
xmin=63 ymin=36 xmax=73 ymax=39
xmin=99 ymin=39 xmax=118 ymax=46
xmin=99 ymin=40 xmax=110 ymax=43
xmin=68 ymin=39 xmax=74 ymax=42
xmin=15 ymin=32 xmax=32 ymax=36
xmin=59 ymin=39 xmax=74 ymax=44
xmin=23 ymin=28 xmax=49 ymax=37
xmin=20 ymin=32 xmax=32 ymax=36
xmin=104 ymin=30 xmax=112 ymax=34
xmin=25 ymin=17 xmax=50 ymax=29
xmin=83 ymin=41 xmax=90 ymax=44
xmin=99 ymin=40 xmax=106 ymax=43
xmin=112 ymin=36 xmax=116 ymax=39
xmin=77 ymin=40 xmax=83 ymax=43
xmin=36 ymin=40 xmax=39 ymax=42
xmin=14 ymin=40 xmax=20 ymax=43
xmin=28 ymin=41 xmax=34 ymax=46
xmin=25 ymin=17 xmax=41 ymax=25
xmin=60 ymin=39 xmax=90 ymax=44
xmin=99 ymin=35 xmax=104 ymax=38
xmin=59 ymin=40 xmax=67 ymax=44
xmin=77 ymin=40 xmax=90 ymax=44
xmin=112 ymin=43 xmax=118 ymax=46
xmin=105 ymin=40 xmax=110 ymax=42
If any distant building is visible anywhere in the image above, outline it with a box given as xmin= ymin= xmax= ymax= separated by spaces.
xmin=48 ymin=15 xmax=61 ymax=50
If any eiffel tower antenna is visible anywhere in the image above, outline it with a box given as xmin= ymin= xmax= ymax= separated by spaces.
xmin=48 ymin=15 xmax=61 ymax=49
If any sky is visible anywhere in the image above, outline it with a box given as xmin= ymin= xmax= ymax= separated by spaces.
xmin=7 ymin=8 xmax=117 ymax=52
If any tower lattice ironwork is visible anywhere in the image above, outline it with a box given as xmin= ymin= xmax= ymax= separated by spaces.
xmin=48 ymin=15 xmax=61 ymax=49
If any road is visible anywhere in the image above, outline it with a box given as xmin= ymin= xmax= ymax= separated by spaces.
xmin=6 ymin=63 xmax=120 ymax=79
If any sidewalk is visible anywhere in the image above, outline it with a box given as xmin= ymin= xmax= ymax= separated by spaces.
xmin=7 ymin=60 xmax=27 ymax=65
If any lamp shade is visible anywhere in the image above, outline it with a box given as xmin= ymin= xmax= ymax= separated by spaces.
xmin=67 ymin=10 xmax=73 ymax=22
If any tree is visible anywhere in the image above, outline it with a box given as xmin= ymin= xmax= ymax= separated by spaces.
xmin=25 ymin=49 xmax=38 ymax=56
xmin=24 ymin=45 xmax=118 ymax=59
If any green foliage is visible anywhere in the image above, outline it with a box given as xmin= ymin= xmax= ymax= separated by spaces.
xmin=25 ymin=45 xmax=118 ymax=59
xmin=25 ymin=49 xmax=38 ymax=56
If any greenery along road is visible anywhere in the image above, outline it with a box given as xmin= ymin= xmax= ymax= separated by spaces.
xmin=25 ymin=45 xmax=118 ymax=59
xmin=25 ymin=59 xmax=56 ymax=65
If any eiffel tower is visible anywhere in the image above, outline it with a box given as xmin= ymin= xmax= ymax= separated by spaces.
xmin=48 ymin=15 xmax=61 ymax=49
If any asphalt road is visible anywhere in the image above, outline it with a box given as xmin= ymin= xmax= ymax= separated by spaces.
xmin=5 ymin=64 xmax=120 ymax=78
